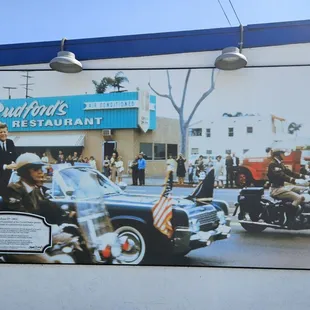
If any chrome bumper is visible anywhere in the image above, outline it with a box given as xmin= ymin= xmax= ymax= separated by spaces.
xmin=173 ymin=222 xmax=231 ymax=254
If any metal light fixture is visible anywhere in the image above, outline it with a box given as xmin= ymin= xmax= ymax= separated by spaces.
xmin=49 ymin=38 xmax=82 ymax=73
xmin=214 ymin=25 xmax=247 ymax=70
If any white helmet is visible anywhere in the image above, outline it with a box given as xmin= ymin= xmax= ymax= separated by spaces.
xmin=16 ymin=153 xmax=45 ymax=172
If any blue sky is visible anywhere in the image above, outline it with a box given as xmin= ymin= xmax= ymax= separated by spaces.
xmin=1 ymin=0 xmax=310 ymax=44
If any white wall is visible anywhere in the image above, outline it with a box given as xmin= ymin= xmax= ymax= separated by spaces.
xmin=1 ymin=264 xmax=308 ymax=310
xmin=188 ymin=115 xmax=289 ymax=157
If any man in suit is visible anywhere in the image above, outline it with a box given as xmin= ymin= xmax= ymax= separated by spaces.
xmin=0 ymin=123 xmax=17 ymax=196
xmin=231 ymin=152 xmax=240 ymax=174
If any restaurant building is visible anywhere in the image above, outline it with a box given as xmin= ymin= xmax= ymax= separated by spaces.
xmin=0 ymin=92 xmax=179 ymax=175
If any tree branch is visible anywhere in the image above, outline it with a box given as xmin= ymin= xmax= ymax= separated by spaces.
xmin=147 ymin=83 xmax=170 ymax=99
xmin=185 ymin=68 xmax=216 ymax=127
xmin=181 ymin=69 xmax=191 ymax=111
xmin=166 ymin=71 xmax=180 ymax=113
xmin=148 ymin=71 xmax=180 ymax=114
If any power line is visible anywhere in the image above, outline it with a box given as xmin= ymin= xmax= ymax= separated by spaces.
xmin=228 ymin=0 xmax=242 ymax=25
xmin=217 ymin=0 xmax=232 ymax=26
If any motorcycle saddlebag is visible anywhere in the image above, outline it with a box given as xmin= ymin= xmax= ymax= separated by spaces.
xmin=239 ymin=187 xmax=264 ymax=196
xmin=238 ymin=187 xmax=264 ymax=213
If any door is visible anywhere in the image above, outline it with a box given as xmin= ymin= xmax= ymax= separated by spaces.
xmin=102 ymin=141 xmax=117 ymax=163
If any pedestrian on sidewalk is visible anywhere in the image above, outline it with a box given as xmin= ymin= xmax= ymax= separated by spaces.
xmin=130 ymin=155 xmax=139 ymax=185
xmin=214 ymin=155 xmax=225 ymax=188
xmin=115 ymin=156 xmax=124 ymax=183
xmin=176 ymin=154 xmax=186 ymax=185
xmin=225 ymin=153 xmax=234 ymax=188
xmin=102 ymin=156 xmax=110 ymax=178
xmin=110 ymin=153 xmax=117 ymax=183
xmin=166 ymin=154 xmax=176 ymax=188
xmin=138 ymin=152 xmax=146 ymax=185
xmin=188 ymin=163 xmax=194 ymax=184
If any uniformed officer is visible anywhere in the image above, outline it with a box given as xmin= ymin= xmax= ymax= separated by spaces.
xmin=267 ymin=147 xmax=310 ymax=223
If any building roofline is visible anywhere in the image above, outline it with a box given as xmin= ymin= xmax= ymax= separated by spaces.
xmin=1 ymin=19 xmax=310 ymax=66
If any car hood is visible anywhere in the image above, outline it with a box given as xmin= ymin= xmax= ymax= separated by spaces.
xmin=104 ymin=193 xmax=214 ymax=211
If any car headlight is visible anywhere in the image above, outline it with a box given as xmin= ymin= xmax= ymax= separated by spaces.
xmin=189 ymin=219 xmax=200 ymax=233
xmin=217 ymin=211 xmax=225 ymax=224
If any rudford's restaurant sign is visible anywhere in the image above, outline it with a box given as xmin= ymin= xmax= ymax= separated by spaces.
xmin=0 ymin=92 xmax=156 ymax=132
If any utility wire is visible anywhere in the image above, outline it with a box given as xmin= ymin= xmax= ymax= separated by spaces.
xmin=217 ymin=0 xmax=232 ymax=26
xmin=228 ymin=0 xmax=242 ymax=25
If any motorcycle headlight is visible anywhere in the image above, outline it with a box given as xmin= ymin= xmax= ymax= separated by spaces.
xmin=189 ymin=219 xmax=200 ymax=233
xmin=217 ymin=211 xmax=225 ymax=224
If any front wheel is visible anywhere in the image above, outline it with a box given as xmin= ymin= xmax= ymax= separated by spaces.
xmin=114 ymin=225 xmax=147 ymax=265
xmin=240 ymin=223 xmax=266 ymax=233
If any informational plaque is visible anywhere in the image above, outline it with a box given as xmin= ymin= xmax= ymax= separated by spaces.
xmin=0 ymin=212 xmax=52 ymax=254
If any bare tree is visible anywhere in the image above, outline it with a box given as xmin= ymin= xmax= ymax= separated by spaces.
xmin=148 ymin=69 xmax=216 ymax=157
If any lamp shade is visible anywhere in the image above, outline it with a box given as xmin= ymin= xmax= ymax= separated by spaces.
xmin=215 ymin=47 xmax=247 ymax=70
xmin=49 ymin=51 xmax=83 ymax=73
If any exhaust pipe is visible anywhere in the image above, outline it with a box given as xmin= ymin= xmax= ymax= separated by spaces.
xmin=239 ymin=220 xmax=282 ymax=228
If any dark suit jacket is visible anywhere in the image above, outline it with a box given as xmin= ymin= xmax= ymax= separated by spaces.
xmin=0 ymin=138 xmax=17 ymax=195
xmin=226 ymin=155 xmax=239 ymax=168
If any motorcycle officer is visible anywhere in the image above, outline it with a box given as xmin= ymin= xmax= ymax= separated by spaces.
xmin=3 ymin=153 xmax=77 ymax=263
xmin=267 ymin=147 xmax=310 ymax=225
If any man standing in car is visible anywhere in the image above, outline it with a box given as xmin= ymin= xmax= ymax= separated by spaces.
xmin=0 ymin=123 xmax=17 ymax=196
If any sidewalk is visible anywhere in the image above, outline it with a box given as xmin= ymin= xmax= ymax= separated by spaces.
xmin=122 ymin=175 xmax=198 ymax=187
xmin=122 ymin=175 xmax=243 ymax=188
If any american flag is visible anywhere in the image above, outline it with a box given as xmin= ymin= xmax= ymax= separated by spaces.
xmin=152 ymin=171 xmax=174 ymax=238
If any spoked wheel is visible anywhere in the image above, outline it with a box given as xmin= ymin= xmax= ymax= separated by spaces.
xmin=114 ymin=226 xmax=146 ymax=265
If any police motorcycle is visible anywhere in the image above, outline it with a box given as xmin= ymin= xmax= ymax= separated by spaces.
xmin=233 ymin=147 xmax=310 ymax=232
xmin=0 ymin=157 xmax=135 ymax=265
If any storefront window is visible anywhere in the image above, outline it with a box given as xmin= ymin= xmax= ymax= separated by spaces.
xmin=140 ymin=143 xmax=153 ymax=160
xmin=154 ymin=143 xmax=166 ymax=160
xmin=167 ymin=144 xmax=178 ymax=157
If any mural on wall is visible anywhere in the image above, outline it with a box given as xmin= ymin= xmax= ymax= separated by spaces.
xmin=0 ymin=67 xmax=310 ymax=269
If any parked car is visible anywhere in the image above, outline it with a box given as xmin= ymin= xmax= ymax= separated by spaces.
xmin=2 ymin=165 xmax=231 ymax=265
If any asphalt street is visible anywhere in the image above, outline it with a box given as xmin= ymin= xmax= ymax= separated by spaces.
xmin=125 ymin=185 xmax=310 ymax=270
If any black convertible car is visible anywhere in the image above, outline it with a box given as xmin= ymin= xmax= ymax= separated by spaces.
xmin=2 ymin=165 xmax=231 ymax=265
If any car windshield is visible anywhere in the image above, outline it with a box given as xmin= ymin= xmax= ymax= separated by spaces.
xmin=56 ymin=168 xmax=122 ymax=199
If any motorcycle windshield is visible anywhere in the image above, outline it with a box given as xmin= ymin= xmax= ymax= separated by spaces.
xmin=74 ymin=199 xmax=114 ymax=246
xmin=53 ymin=168 xmax=116 ymax=245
